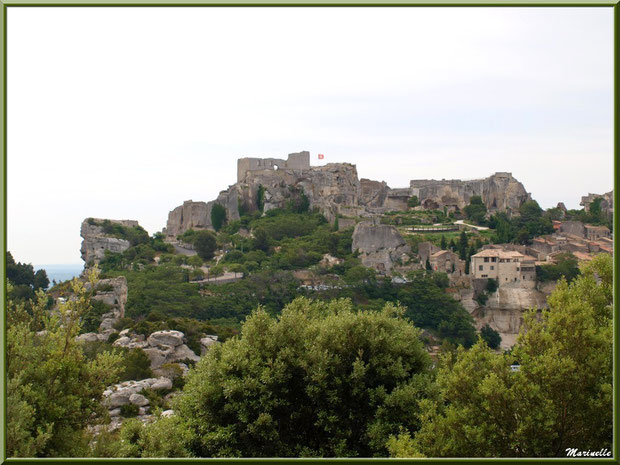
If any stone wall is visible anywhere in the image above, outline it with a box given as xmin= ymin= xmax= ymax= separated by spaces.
xmin=237 ymin=151 xmax=310 ymax=182
xmin=559 ymin=220 xmax=585 ymax=238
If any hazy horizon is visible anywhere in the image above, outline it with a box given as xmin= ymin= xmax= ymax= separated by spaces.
xmin=7 ymin=7 xmax=614 ymax=265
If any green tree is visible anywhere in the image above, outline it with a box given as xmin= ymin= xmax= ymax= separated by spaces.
xmin=252 ymin=227 xmax=271 ymax=252
xmin=208 ymin=264 xmax=225 ymax=278
xmin=173 ymin=298 xmax=433 ymax=457
xmin=588 ymin=197 xmax=602 ymax=221
xmin=187 ymin=255 xmax=203 ymax=268
xmin=439 ymin=235 xmax=447 ymax=250
xmin=210 ymin=204 xmax=227 ymax=232
xmin=194 ymin=230 xmax=217 ymax=261
xmin=256 ymin=184 xmax=266 ymax=212
xmin=228 ymin=263 xmax=247 ymax=278
xmin=458 ymin=231 xmax=468 ymax=260
xmin=486 ymin=277 xmax=498 ymax=293
xmin=6 ymin=271 xmax=122 ymax=457
xmin=343 ymin=265 xmax=376 ymax=285
xmin=480 ymin=324 xmax=501 ymax=349
xmin=33 ymin=269 xmax=50 ymax=290
xmin=392 ymin=253 xmax=612 ymax=458
xmin=536 ymin=253 xmax=580 ymax=283
xmin=463 ymin=196 xmax=487 ymax=225
xmin=408 ymin=196 xmax=420 ymax=208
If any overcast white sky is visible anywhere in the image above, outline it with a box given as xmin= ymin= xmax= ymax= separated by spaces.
xmin=7 ymin=7 xmax=614 ymax=265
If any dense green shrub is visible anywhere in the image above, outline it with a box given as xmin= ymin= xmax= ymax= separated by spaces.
xmin=174 ymin=297 xmax=433 ymax=457
xmin=81 ymin=299 xmax=112 ymax=334
xmin=194 ymin=231 xmax=217 ymax=261
xmin=486 ymin=278 xmax=499 ymax=293
xmin=210 ymin=204 xmax=227 ymax=232
xmin=120 ymin=404 xmax=140 ymax=418
xmin=536 ymin=253 xmax=580 ymax=283
xmin=480 ymin=324 xmax=501 ymax=349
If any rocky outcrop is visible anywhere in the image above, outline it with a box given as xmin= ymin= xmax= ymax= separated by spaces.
xmin=141 ymin=330 xmax=200 ymax=370
xmin=360 ymin=179 xmax=389 ymax=208
xmin=103 ymin=377 xmax=173 ymax=409
xmin=164 ymin=200 xmax=211 ymax=238
xmin=473 ymin=288 xmax=549 ymax=350
xmin=199 ymin=335 xmax=219 ymax=355
xmin=76 ymin=277 xmax=128 ymax=343
xmin=352 ymin=221 xmax=410 ymax=274
xmin=581 ymin=190 xmax=613 ymax=219
xmin=80 ymin=218 xmax=140 ymax=265
xmin=410 ymin=172 xmax=530 ymax=213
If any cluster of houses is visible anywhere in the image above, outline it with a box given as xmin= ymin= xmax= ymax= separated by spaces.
xmin=417 ymin=220 xmax=612 ymax=290
xmin=530 ymin=220 xmax=613 ymax=262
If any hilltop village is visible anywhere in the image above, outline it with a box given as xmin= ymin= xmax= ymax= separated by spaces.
xmin=7 ymin=150 xmax=613 ymax=453
xmin=79 ymin=151 xmax=613 ymax=352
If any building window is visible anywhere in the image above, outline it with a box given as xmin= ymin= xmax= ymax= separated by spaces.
xmin=484 ymin=257 xmax=489 ymax=262
xmin=490 ymin=266 xmax=494 ymax=270
xmin=479 ymin=265 xmax=483 ymax=271
xmin=491 ymin=257 xmax=497 ymax=262
xmin=481 ymin=274 xmax=488 ymax=278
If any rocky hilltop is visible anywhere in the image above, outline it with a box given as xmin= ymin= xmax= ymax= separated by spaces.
xmin=81 ymin=219 xmax=140 ymax=265
xmin=164 ymin=151 xmax=532 ymax=239
xmin=581 ymin=190 xmax=613 ymax=219
xmin=409 ymin=172 xmax=530 ymax=212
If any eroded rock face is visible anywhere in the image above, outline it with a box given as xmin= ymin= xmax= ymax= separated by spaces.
xmin=80 ymin=219 xmax=139 ymax=265
xmin=147 ymin=330 xmax=184 ymax=348
xmin=165 ymin=200 xmax=210 ymax=238
xmin=410 ymin=172 xmax=530 ymax=213
xmin=200 ymin=335 xmax=219 ymax=355
xmin=91 ymin=277 xmax=128 ymax=333
xmin=581 ymin=190 xmax=613 ymax=219
xmin=473 ymin=288 xmax=549 ymax=350
xmin=103 ymin=377 xmax=172 ymax=409
xmin=352 ymin=222 xmax=410 ymax=273
xmin=141 ymin=330 xmax=201 ymax=369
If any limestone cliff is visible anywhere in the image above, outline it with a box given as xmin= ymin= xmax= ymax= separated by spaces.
xmin=472 ymin=287 xmax=548 ymax=350
xmin=409 ymin=172 xmax=530 ymax=213
xmin=351 ymin=221 xmax=410 ymax=273
xmin=581 ymin=190 xmax=613 ymax=219
xmin=80 ymin=219 xmax=139 ymax=265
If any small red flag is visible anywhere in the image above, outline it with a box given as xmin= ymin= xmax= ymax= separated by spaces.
xmin=318 ymin=154 xmax=324 ymax=159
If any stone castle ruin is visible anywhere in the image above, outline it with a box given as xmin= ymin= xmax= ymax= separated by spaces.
xmin=164 ymin=151 xmax=531 ymax=239
xmin=237 ymin=151 xmax=310 ymax=182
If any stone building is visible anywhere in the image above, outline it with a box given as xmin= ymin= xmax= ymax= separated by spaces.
xmin=470 ymin=248 xmax=536 ymax=287
xmin=429 ymin=249 xmax=464 ymax=276
xmin=584 ymin=224 xmax=611 ymax=241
